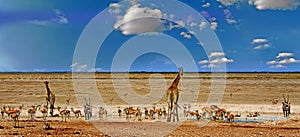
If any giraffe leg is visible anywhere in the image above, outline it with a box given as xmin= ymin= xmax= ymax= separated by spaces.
xmin=176 ymin=104 xmax=179 ymax=121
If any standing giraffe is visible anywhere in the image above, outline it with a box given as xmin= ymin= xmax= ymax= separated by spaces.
xmin=44 ymin=81 xmax=56 ymax=117
xmin=167 ymin=67 xmax=183 ymax=122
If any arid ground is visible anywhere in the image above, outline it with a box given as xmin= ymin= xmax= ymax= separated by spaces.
xmin=0 ymin=72 xmax=300 ymax=136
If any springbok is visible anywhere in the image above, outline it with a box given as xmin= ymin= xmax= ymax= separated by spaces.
xmin=28 ymin=105 xmax=37 ymax=120
xmin=124 ymin=107 xmax=142 ymax=121
xmin=59 ymin=108 xmax=71 ymax=122
xmin=38 ymin=105 xmax=48 ymax=120
xmin=71 ymin=108 xmax=82 ymax=118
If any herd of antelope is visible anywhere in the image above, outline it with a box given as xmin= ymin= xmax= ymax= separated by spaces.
xmin=0 ymin=70 xmax=293 ymax=127
xmin=0 ymin=94 xmax=293 ymax=127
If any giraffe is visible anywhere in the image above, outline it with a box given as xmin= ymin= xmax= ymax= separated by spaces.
xmin=167 ymin=67 xmax=183 ymax=122
xmin=44 ymin=81 xmax=56 ymax=117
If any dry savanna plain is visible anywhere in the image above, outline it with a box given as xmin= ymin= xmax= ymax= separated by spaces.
xmin=0 ymin=72 xmax=300 ymax=137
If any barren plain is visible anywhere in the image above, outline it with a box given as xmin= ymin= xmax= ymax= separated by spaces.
xmin=0 ymin=72 xmax=300 ymax=136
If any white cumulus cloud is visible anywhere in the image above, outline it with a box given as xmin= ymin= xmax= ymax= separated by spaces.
xmin=210 ymin=22 xmax=218 ymax=30
xmin=250 ymin=0 xmax=300 ymax=10
xmin=209 ymin=52 xmax=226 ymax=58
xmin=251 ymin=38 xmax=271 ymax=50
xmin=251 ymin=38 xmax=268 ymax=44
xmin=202 ymin=2 xmax=211 ymax=8
xmin=199 ymin=21 xmax=208 ymax=30
xmin=199 ymin=52 xmax=234 ymax=68
xmin=211 ymin=57 xmax=234 ymax=64
xmin=109 ymin=3 xmax=122 ymax=14
xmin=267 ymin=52 xmax=299 ymax=68
xmin=253 ymin=44 xmax=271 ymax=50
xmin=279 ymin=58 xmax=300 ymax=64
xmin=224 ymin=9 xmax=238 ymax=24
xmin=180 ymin=32 xmax=192 ymax=39
xmin=276 ymin=52 xmax=294 ymax=58
xmin=217 ymin=0 xmax=241 ymax=6
xmin=114 ymin=4 xmax=165 ymax=35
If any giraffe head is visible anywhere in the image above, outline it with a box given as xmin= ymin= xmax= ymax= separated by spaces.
xmin=44 ymin=81 xmax=49 ymax=85
xmin=178 ymin=67 xmax=183 ymax=76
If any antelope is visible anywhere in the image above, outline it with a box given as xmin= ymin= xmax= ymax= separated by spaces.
xmin=98 ymin=107 xmax=107 ymax=121
xmin=124 ymin=107 xmax=142 ymax=121
xmin=144 ymin=108 xmax=149 ymax=119
xmin=228 ymin=113 xmax=234 ymax=122
xmin=3 ymin=107 xmax=21 ymax=127
xmin=246 ymin=112 xmax=260 ymax=117
xmin=201 ymin=107 xmax=214 ymax=119
xmin=38 ymin=105 xmax=48 ymax=120
xmin=282 ymin=94 xmax=291 ymax=117
xmin=117 ymin=107 xmax=122 ymax=118
xmin=59 ymin=107 xmax=71 ymax=122
xmin=3 ymin=106 xmax=20 ymax=119
xmin=28 ymin=105 xmax=37 ymax=120
xmin=186 ymin=110 xmax=201 ymax=120
xmin=234 ymin=113 xmax=241 ymax=117
xmin=71 ymin=108 xmax=82 ymax=118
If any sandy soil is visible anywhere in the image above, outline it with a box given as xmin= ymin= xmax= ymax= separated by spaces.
xmin=0 ymin=72 xmax=300 ymax=136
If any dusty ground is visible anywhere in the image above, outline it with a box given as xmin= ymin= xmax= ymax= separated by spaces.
xmin=0 ymin=72 xmax=300 ymax=136
xmin=1 ymin=118 xmax=300 ymax=136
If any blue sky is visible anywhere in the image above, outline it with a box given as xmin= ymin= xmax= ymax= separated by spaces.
xmin=0 ymin=0 xmax=300 ymax=72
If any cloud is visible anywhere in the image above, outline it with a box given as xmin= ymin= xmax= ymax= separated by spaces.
xmin=276 ymin=52 xmax=294 ymax=58
xmin=208 ymin=52 xmax=225 ymax=58
xmin=71 ymin=62 xmax=88 ymax=71
xmin=27 ymin=9 xmax=69 ymax=26
xmin=279 ymin=58 xmax=300 ymax=64
xmin=267 ymin=58 xmax=299 ymax=66
xmin=224 ymin=9 xmax=238 ymax=24
xmin=114 ymin=4 xmax=165 ymax=35
xmin=267 ymin=52 xmax=299 ymax=68
xmin=251 ymin=38 xmax=271 ymax=50
xmin=251 ymin=38 xmax=268 ymax=44
xmin=202 ymin=2 xmax=211 ymax=8
xmin=210 ymin=22 xmax=218 ymax=30
xmin=190 ymin=22 xmax=198 ymax=27
xmin=217 ymin=0 xmax=241 ymax=6
xmin=253 ymin=43 xmax=271 ymax=50
xmin=109 ymin=3 xmax=122 ymax=14
xmin=199 ymin=21 xmax=207 ymax=30
xmin=211 ymin=57 xmax=234 ymax=63
xmin=266 ymin=60 xmax=277 ymax=65
xmin=199 ymin=52 xmax=234 ymax=68
xmin=70 ymin=62 xmax=102 ymax=72
xmin=180 ymin=32 xmax=192 ymax=39
xmin=249 ymin=0 xmax=300 ymax=10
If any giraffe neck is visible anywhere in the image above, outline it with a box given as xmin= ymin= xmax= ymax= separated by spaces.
xmin=45 ymin=85 xmax=52 ymax=96
xmin=171 ymin=72 xmax=181 ymax=88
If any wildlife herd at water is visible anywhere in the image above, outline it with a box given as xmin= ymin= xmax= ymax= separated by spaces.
xmin=0 ymin=68 xmax=293 ymax=128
